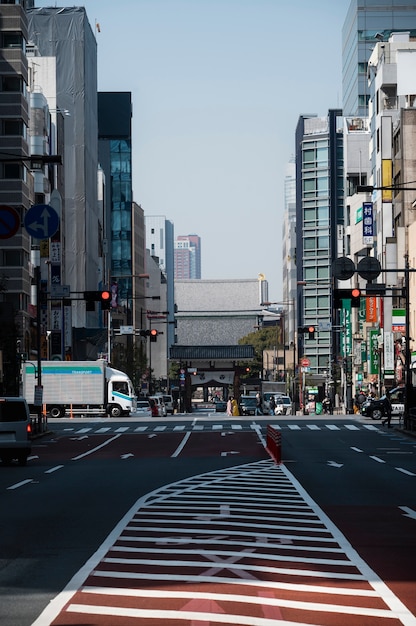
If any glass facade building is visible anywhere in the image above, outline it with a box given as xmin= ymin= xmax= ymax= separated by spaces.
xmin=98 ymin=92 xmax=133 ymax=304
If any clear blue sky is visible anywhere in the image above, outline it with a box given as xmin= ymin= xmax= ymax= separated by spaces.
xmin=36 ymin=0 xmax=349 ymax=301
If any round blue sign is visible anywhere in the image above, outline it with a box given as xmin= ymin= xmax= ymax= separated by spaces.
xmin=24 ymin=204 xmax=59 ymax=239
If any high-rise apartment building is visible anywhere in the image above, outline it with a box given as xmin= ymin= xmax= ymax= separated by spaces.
xmin=174 ymin=234 xmax=201 ymax=280
xmin=342 ymin=0 xmax=416 ymax=116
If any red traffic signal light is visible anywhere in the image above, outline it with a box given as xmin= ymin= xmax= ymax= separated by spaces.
xmin=351 ymin=288 xmax=361 ymax=307
xmin=150 ymin=328 xmax=158 ymax=342
xmin=307 ymin=326 xmax=315 ymax=339
xmin=100 ymin=290 xmax=111 ymax=310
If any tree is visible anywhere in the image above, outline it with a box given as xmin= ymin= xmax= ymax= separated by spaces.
xmin=238 ymin=325 xmax=282 ymax=378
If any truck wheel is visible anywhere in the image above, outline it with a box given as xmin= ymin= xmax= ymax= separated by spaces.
xmin=49 ymin=406 xmax=63 ymax=418
xmin=109 ymin=405 xmax=122 ymax=418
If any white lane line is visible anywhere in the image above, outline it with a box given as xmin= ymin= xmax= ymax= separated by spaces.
xmin=74 ymin=428 xmax=92 ymax=433
xmin=369 ymin=456 xmax=385 ymax=463
xmin=114 ymin=427 xmax=129 ymax=433
xmin=71 ymin=434 xmax=122 ymax=460
xmin=325 ymin=425 xmax=340 ymax=430
xmin=171 ymin=431 xmax=191 ymax=458
xmin=45 ymin=465 xmax=64 ymax=474
xmin=351 ymin=447 xmax=363 ymax=452
xmin=307 ymin=425 xmax=320 ymax=430
xmin=395 ymin=467 xmax=416 ymax=476
xmin=287 ymin=425 xmax=301 ymax=430
xmin=345 ymin=424 xmax=360 ymax=430
xmin=7 ymin=479 xmax=33 ymax=490
xmin=95 ymin=427 xmax=111 ymax=433
xmin=134 ymin=426 xmax=148 ymax=432
xmin=173 ymin=425 xmax=185 ymax=431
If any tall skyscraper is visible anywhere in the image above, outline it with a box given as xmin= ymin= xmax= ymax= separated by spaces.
xmin=342 ymin=0 xmax=416 ymax=116
xmin=174 ymin=234 xmax=201 ymax=280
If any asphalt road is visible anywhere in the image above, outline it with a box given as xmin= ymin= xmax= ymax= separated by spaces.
xmin=0 ymin=412 xmax=415 ymax=625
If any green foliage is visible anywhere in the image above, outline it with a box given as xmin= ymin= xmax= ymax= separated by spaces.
xmin=238 ymin=326 xmax=282 ymax=378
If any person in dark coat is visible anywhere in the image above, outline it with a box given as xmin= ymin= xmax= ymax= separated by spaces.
xmin=382 ymin=391 xmax=393 ymax=427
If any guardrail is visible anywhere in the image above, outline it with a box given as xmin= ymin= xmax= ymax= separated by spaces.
xmin=266 ymin=425 xmax=281 ymax=464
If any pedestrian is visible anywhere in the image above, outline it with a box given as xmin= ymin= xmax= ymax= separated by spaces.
xmin=382 ymin=390 xmax=393 ymax=427
xmin=231 ymin=397 xmax=240 ymax=416
xmin=226 ymin=396 xmax=233 ymax=416
xmin=255 ymin=392 xmax=263 ymax=415
xmin=269 ymin=395 xmax=276 ymax=415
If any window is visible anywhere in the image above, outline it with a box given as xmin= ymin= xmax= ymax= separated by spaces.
xmin=2 ymin=75 xmax=22 ymax=92
xmin=3 ymin=119 xmax=25 ymax=136
xmin=3 ymin=162 xmax=22 ymax=179
xmin=3 ymin=250 xmax=23 ymax=266
xmin=2 ymin=32 xmax=24 ymax=49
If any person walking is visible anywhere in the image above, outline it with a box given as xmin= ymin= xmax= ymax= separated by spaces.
xmin=269 ymin=395 xmax=276 ymax=416
xmin=255 ymin=393 xmax=263 ymax=415
xmin=231 ymin=396 xmax=240 ymax=416
xmin=226 ymin=397 xmax=233 ymax=416
xmin=382 ymin=390 xmax=393 ymax=427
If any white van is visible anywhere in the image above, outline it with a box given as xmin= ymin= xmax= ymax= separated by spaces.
xmin=149 ymin=396 xmax=167 ymax=417
xmin=0 ymin=397 xmax=32 ymax=465
xmin=157 ymin=394 xmax=174 ymax=414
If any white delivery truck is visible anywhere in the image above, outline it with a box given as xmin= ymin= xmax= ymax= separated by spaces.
xmin=21 ymin=360 xmax=136 ymax=418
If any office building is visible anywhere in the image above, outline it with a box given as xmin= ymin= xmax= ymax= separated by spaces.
xmin=27 ymin=7 xmax=102 ymax=359
xmin=342 ymin=0 xmax=416 ymax=116
xmin=174 ymin=234 xmax=201 ymax=279
xmin=0 ymin=0 xmax=32 ymax=392
xmin=295 ymin=111 xmax=344 ymax=392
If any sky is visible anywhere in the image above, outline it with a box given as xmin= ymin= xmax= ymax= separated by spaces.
xmin=35 ymin=0 xmax=349 ymax=301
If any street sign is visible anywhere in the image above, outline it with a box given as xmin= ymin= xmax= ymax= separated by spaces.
xmin=301 ymin=357 xmax=310 ymax=367
xmin=24 ymin=204 xmax=59 ymax=239
xmin=0 ymin=205 xmax=20 ymax=239
xmin=50 ymin=284 xmax=70 ymax=298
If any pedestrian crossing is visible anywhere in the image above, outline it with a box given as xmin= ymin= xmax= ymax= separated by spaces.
xmin=32 ymin=459 xmax=415 ymax=626
xmin=60 ymin=422 xmax=384 ymax=436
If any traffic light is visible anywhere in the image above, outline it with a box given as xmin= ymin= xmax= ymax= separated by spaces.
xmin=100 ymin=290 xmax=111 ymax=310
xmin=298 ymin=326 xmax=316 ymax=339
xmin=351 ymin=288 xmax=361 ymax=308
xmin=150 ymin=328 xmax=158 ymax=342
xmin=333 ymin=288 xmax=362 ymax=308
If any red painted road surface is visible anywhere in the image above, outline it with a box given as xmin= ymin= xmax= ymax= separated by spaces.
xmin=32 ymin=458 xmax=416 ymax=626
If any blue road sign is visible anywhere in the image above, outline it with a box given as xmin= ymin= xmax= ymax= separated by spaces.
xmin=0 ymin=204 xmax=20 ymax=239
xmin=24 ymin=204 xmax=59 ymax=239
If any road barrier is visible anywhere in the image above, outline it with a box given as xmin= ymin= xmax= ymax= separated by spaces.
xmin=266 ymin=424 xmax=281 ymax=463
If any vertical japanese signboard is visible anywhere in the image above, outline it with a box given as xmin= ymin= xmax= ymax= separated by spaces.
xmin=368 ymin=328 xmax=379 ymax=375
xmin=363 ymin=202 xmax=374 ymax=245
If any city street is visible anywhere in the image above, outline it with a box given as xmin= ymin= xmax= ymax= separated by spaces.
xmin=0 ymin=412 xmax=415 ymax=625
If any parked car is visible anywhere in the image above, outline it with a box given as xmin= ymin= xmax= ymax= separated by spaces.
xmin=0 ymin=397 xmax=32 ymax=466
xmin=239 ymin=395 xmax=257 ymax=416
xmin=360 ymin=386 xmax=405 ymax=420
xmin=274 ymin=395 xmax=292 ymax=415
xmin=214 ymin=399 xmax=227 ymax=413
xmin=149 ymin=396 xmax=167 ymax=416
xmin=135 ymin=399 xmax=152 ymax=417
